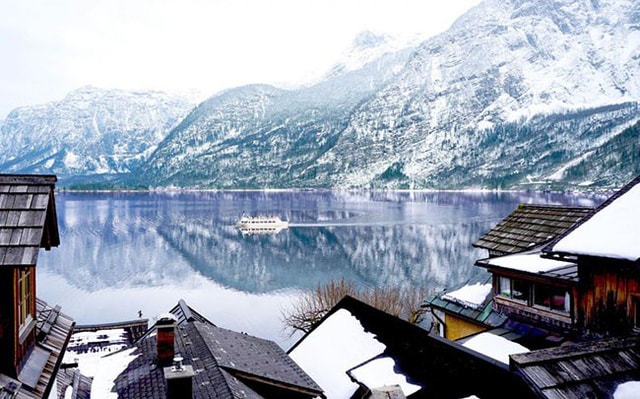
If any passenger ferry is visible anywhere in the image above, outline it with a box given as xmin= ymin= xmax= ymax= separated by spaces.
xmin=236 ymin=214 xmax=289 ymax=234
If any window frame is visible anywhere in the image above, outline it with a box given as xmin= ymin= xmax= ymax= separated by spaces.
xmin=17 ymin=268 xmax=34 ymax=335
xmin=496 ymin=274 xmax=572 ymax=317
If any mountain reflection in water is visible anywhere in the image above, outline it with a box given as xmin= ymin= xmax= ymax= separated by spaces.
xmin=37 ymin=190 xmax=604 ymax=347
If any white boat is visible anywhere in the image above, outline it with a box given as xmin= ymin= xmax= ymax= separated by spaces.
xmin=236 ymin=214 xmax=289 ymax=234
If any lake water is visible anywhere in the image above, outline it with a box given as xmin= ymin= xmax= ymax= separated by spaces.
xmin=36 ymin=190 xmax=604 ymax=348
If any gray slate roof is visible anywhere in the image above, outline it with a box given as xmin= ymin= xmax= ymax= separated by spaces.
xmin=473 ymin=204 xmax=593 ymax=256
xmin=113 ymin=299 xmax=322 ymax=399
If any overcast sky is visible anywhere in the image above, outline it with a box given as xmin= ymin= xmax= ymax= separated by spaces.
xmin=0 ymin=0 xmax=481 ymax=118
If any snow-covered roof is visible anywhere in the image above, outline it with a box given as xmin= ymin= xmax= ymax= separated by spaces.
xmin=348 ymin=356 xmax=421 ymax=396
xmin=462 ymin=332 xmax=529 ymax=365
xmin=551 ymin=179 xmax=640 ymax=261
xmin=482 ymin=252 xmax=576 ymax=274
xmin=441 ymin=282 xmax=492 ymax=309
xmin=614 ymin=381 xmax=640 ymax=399
xmin=288 ymin=308 xmax=387 ymax=398
xmin=89 ymin=348 xmax=139 ymax=399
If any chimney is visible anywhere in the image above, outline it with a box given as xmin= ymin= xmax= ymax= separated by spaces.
xmin=164 ymin=354 xmax=195 ymax=399
xmin=156 ymin=313 xmax=178 ymax=367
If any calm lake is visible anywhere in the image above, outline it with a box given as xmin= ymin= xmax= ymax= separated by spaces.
xmin=37 ymin=190 xmax=604 ymax=348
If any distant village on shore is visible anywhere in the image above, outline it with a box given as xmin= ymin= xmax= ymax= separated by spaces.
xmin=0 ymin=173 xmax=639 ymax=398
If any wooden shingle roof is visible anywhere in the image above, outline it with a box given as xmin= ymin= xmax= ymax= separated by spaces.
xmin=511 ymin=334 xmax=640 ymax=399
xmin=0 ymin=174 xmax=59 ymax=268
xmin=0 ymin=299 xmax=75 ymax=399
xmin=473 ymin=204 xmax=593 ymax=256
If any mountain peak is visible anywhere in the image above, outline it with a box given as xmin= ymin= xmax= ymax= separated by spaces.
xmin=322 ymin=30 xmax=412 ymax=80
xmin=351 ymin=30 xmax=392 ymax=50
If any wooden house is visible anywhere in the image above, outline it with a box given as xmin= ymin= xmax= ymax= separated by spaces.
xmin=542 ymin=174 xmax=640 ymax=336
xmin=0 ymin=174 xmax=74 ymax=398
xmin=427 ymin=204 xmax=592 ymax=341
xmin=428 ymin=174 xmax=640 ymax=398
xmin=477 ymin=175 xmax=640 ymax=339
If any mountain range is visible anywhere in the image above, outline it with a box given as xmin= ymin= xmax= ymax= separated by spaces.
xmin=1 ymin=0 xmax=639 ymax=190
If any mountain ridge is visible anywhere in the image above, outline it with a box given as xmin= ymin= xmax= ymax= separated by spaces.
xmin=1 ymin=0 xmax=639 ymax=190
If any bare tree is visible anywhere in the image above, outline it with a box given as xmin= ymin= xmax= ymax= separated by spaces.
xmin=282 ymin=278 xmax=428 ymax=336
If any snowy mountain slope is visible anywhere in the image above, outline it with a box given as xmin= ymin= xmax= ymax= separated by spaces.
xmin=0 ymin=86 xmax=193 ymax=181
xmin=140 ymin=43 xmax=413 ymax=188
xmin=140 ymin=0 xmax=640 ymax=190
xmin=309 ymin=0 xmax=640 ymax=188
xmin=3 ymin=0 xmax=640 ymax=189
xmin=562 ymin=118 xmax=640 ymax=188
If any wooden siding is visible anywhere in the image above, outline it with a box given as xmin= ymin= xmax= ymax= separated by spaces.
xmin=444 ymin=314 xmax=487 ymax=340
xmin=579 ymin=263 xmax=640 ymax=334
xmin=474 ymin=204 xmax=592 ymax=256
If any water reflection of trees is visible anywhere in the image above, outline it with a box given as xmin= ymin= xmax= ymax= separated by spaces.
xmin=38 ymin=191 xmax=604 ymax=295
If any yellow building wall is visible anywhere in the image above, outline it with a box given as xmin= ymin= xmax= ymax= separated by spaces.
xmin=444 ymin=314 xmax=487 ymax=341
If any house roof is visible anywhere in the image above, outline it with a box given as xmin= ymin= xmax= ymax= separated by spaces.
xmin=289 ymin=296 xmax=535 ymax=399
xmin=476 ymin=252 xmax=579 ymax=283
xmin=0 ymin=174 xmax=60 ymax=268
xmin=546 ymin=174 xmax=640 ymax=262
xmin=473 ymin=204 xmax=593 ymax=256
xmin=426 ymin=276 xmax=508 ymax=329
xmin=111 ymin=299 xmax=322 ymax=399
xmin=0 ymin=298 xmax=75 ymax=399
xmin=510 ymin=334 xmax=640 ymax=399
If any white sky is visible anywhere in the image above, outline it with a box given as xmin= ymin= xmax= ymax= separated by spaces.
xmin=0 ymin=0 xmax=481 ymax=118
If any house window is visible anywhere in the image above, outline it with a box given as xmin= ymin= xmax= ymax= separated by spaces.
xmin=497 ymin=275 xmax=572 ymax=316
xmin=499 ymin=277 xmax=511 ymax=297
xmin=534 ymin=283 xmax=570 ymax=313
xmin=498 ymin=277 xmax=529 ymax=303
xmin=17 ymin=268 xmax=33 ymax=328
xmin=512 ymin=279 xmax=530 ymax=302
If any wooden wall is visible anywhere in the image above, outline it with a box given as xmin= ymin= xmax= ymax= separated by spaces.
xmin=0 ymin=267 xmax=37 ymax=378
xmin=579 ymin=262 xmax=640 ymax=334
xmin=444 ymin=314 xmax=487 ymax=341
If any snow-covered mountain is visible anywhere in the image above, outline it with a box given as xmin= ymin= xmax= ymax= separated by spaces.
xmin=0 ymin=86 xmax=193 ymax=185
xmin=139 ymin=42 xmax=413 ymax=188
xmin=3 ymin=0 xmax=640 ymax=189
xmin=308 ymin=0 xmax=640 ymax=188
xmin=139 ymin=0 xmax=639 ymax=189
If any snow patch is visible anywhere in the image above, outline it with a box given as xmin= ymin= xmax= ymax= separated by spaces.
xmin=614 ymin=381 xmax=640 ymax=399
xmin=349 ymin=356 xmax=421 ymax=396
xmin=90 ymin=348 xmax=138 ymax=399
xmin=552 ymin=182 xmax=640 ymax=261
xmin=442 ymin=283 xmax=492 ymax=309
xmin=462 ymin=333 xmax=529 ymax=364
xmin=484 ymin=253 xmax=576 ymax=274
xmin=289 ymin=308 xmax=387 ymax=398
